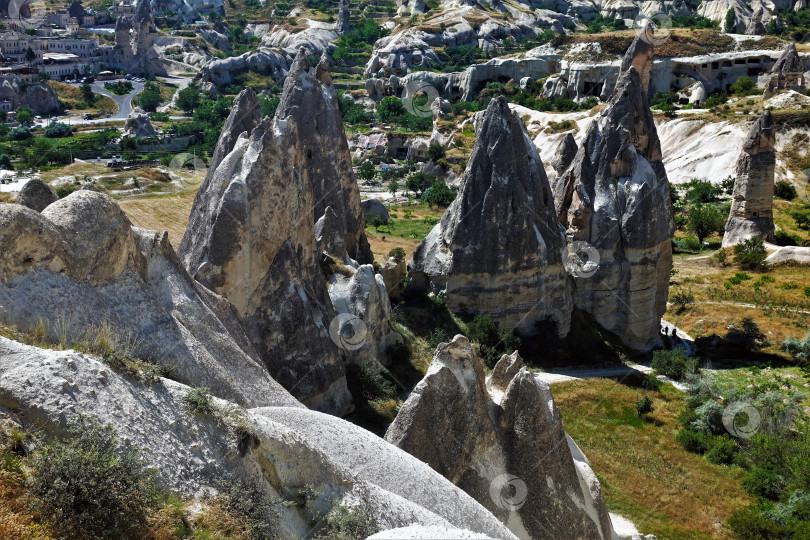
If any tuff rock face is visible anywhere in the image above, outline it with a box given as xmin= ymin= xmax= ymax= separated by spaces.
xmin=554 ymin=67 xmax=675 ymax=351
xmin=550 ymin=132 xmax=578 ymax=178
xmin=0 ymin=191 xmax=297 ymax=408
xmin=409 ymin=97 xmax=572 ymax=336
xmin=178 ymin=91 xmax=352 ymax=415
xmin=276 ymin=50 xmax=373 ymax=265
xmin=336 ymin=0 xmax=350 ymax=35
xmin=745 ymin=7 xmax=766 ymax=35
xmin=16 ymin=178 xmax=57 ymax=212
xmin=620 ymin=23 xmax=654 ymax=95
xmin=722 ymin=111 xmax=776 ymax=247
xmin=0 ymin=337 xmax=518 ymax=540
xmin=765 ymin=44 xmax=806 ymax=97
xmin=123 ymin=108 xmax=158 ymax=138
xmin=385 ymin=335 xmax=614 ymax=539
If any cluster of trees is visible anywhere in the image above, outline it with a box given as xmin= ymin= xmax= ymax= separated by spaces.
xmin=478 ymin=80 xmax=599 ymax=113
xmin=135 ymin=82 xmax=164 ymax=112
xmin=376 ymin=96 xmax=433 ymax=131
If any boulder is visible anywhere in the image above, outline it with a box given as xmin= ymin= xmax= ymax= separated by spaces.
xmin=722 ymin=111 xmax=776 ymax=247
xmin=123 ymin=108 xmax=158 ymax=138
xmin=745 ymin=7 xmax=766 ymax=35
xmin=16 ymin=178 xmax=57 ymax=212
xmin=554 ymin=66 xmax=675 ymax=351
xmin=765 ymin=245 xmax=810 ymax=264
xmin=385 ymin=336 xmax=615 ymax=539
xmin=0 ymin=192 xmax=296 ymax=408
xmin=0 ymin=337 xmax=518 ymax=540
xmin=178 ymin=92 xmax=352 ymax=415
xmin=409 ymin=97 xmax=572 ymax=336
xmin=431 ymin=97 xmax=451 ymax=120
xmin=361 ymin=198 xmax=390 ymax=224
xmin=197 ymin=48 xmax=289 ymax=87
xmin=23 ymin=83 xmax=61 ymax=115
xmin=276 ymin=50 xmax=373 ymax=265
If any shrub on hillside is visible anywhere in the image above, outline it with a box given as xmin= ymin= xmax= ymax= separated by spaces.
xmin=651 ymin=349 xmax=698 ymax=380
xmin=734 ymin=237 xmax=767 ymax=269
xmin=44 ymin=122 xmax=72 ymax=138
xmin=775 ymin=181 xmax=798 ymax=200
xmin=782 ymin=332 xmax=810 ymax=362
xmin=30 ymin=415 xmax=157 ymax=539
xmin=318 ymin=503 xmax=380 ymax=539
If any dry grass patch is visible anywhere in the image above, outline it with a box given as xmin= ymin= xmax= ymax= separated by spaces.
xmin=554 ymin=378 xmax=751 ymax=539
xmin=47 ymin=80 xmax=117 ymax=115
xmin=119 ymin=189 xmax=199 ymax=245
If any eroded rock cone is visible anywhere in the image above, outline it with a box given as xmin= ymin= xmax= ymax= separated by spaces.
xmin=385 ymin=336 xmax=614 ymax=539
xmin=336 ymin=0 xmax=350 ymax=35
xmin=178 ymin=104 xmax=352 ymax=414
xmin=765 ymin=43 xmax=806 ymax=97
xmin=555 ymin=67 xmax=675 ymax=351
xmin=16 ymin=178 xmax=57 ymax=212
xmin=722 ymin=111 xmax=776 ymax=247
xmin=276 ymin=49 xmax=373 ymax=264
xmin=409 ymin=96 xmax=572 ymax=336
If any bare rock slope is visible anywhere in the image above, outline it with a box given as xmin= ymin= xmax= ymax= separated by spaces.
xmin=0 ymin=191 xmax=297 ymax=408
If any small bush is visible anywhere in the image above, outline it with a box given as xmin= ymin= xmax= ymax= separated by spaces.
xmin=44 ymin=122 xmax=72 ymax=138
xmin=705 ymin=435 xmax=738 ymax=465
xmin=635 ymin=395 xmax=654 ymax=418
xmin=651 ymin=349 xmax=698 ymax=380
xmin=734 ymin=237 xmax=767 ymax=269
xmin=672 ymin=289 xmax=695 ymax=312
xmin=183 ymin=387 xmax=215 ymax=416
xmin=676 ymin=428 xmax=712 ymax=454
xmin=318 ymin=503 xmax=380 ymax=540
xmin=427 ymin=328 xmax=449 ymax=348
xmin=30 ymin=415 xmax=157 ymax=539
xmin=388 ymin=247 xmax=406 ymax=263
xmin=711 ymin=248 xmax=728 ymax=266
xmin=775 ymin=181 xmax=797 ymax=200
xmin=781 ymin=332 xmax=810 ymax=361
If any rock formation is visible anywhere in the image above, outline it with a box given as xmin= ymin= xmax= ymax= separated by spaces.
xmin=0 ymin=81 xmax=61 ymax=116
xmin=620 ymin=23 xmax=655 ymax=95
xmin=123 ymin=108 xmax=158 ymax=138
xmin=336 ymin=0 xmax=350 ymax=35
xmin=386 ymin=335 xmax=615 ymax=539
xmin=745 ymin=7 xmax=766 ymax=35
xmin=722 ymin=111 xmax=776 ymax=247
xmin=16 ymin=178 xmax=57 ymax=212
xmin=765 ymin=43 xmax=806 ymax=98
xmin=408 ymin=97 xmax=572 ymax=336
xmin=0 ymin=191 xmax=296 ymax=408
xmin=380 ymin=255 xmax=407 ymax=300
xmin=554 ymin=66 xmax=675 ymax=351
xmin=550 ymin=132 xmax=578 ymax=178
xmin=275 ymin=50 xmax=373 ymax=264
xmin=361 ymin=198 xmax=390 ymax=224
xmin=178 ymin=87 xmax=352 ymax=415
xmin=0 ymin=337 xmax=518 ymax=540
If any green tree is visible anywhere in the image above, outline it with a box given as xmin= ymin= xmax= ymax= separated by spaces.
xmin=176 ymin=85 xmax=201 ymax=114
xmin=388 ymin=178 xmax=399 ymax=197
xmin=16 ymin=106 xmax=32 ymax=125
xmin=377 ymin=96 xmax=406 ymax=123
xmin=368 ymin=215 xmax=384 ymax=232
xmin=423 ymin=181 xmax=456 ymax=208
xmin=0 ymin=154 xmax=13 ymax=170
xmin=725 ymin=8 xmax=736 ymax=33
xmin=80 ymin=81 xmax=95 ymax=105
xmin=25 ymin=46 xmax=35 ymax=62
xmin=687 ymin=204 xmax=726 ymax=245
xmin=426 ymin=143 xmax=446 ymax=162
xmin=136 ymin=82 xmax=163 ymax=112
xmin=357 ymin=160 xmax=376 ymax=181
xmin=406 ymin=171 xmax=435 ymax=197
